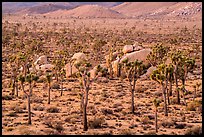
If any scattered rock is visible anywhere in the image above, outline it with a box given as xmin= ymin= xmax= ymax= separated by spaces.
xmin=123 ymin=45 xmax=134 ymax=54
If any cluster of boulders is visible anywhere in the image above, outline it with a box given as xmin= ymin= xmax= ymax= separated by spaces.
xmin=65 ymin=52 xmax=87 ymax=78
xmin=25 ymin=42 xmax=158 ymax=81
xmin=110 ymin=42 xmax=154 ymax=78
xmin=65 ymin=42 xmax=157 ymax=80
xmin=65 ymin=52 xmax=107 ymax=79
xmin=19 ymin=55 xmax=55 ymax=74
xmin=34 ymin=55 xmax=54 ymax=72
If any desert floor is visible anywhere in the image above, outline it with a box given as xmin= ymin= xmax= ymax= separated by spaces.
xmin=2 ymin=14 xmax=202 ymax=135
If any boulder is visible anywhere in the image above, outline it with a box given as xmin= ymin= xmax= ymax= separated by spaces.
xmin=39 ymin=64 xmax=54 ymax=72
xmin=112 ymin=49 xmax=152 ymax=77
xmin=71 ymin=52 xmax=86 ymax=61
xmin=133 ymin=42 xmax=144 ymax=51
xmin=89 ymin=64 xmax=107 ymax=79
xmin=140 ymin=66 xmax=157 ymax=80
xmin=120 ymin=48 xmax=152 ymax=65
xmin=122 ymin=45 xmax=134 ymax=54
xmin=65 ymin=63 xmax=78 ymax=78
xmin=105 ymin=51 xmax=119 ymax=67
xmin=34 ymin=55 xmax=48 ymax=66
xmin=112 ymin=59 xmax=120 ymax=77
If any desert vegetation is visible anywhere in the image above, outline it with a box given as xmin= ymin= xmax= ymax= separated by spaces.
xmin=2 ymin=2 xmax=202 ymax=135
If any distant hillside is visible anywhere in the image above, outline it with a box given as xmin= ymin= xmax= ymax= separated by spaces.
xmin=3 ymin=2 xmax=201 ymax=20
xmin=16 ymin=3 xmax=74 ymax=14
xmin=45 ymin=5 xmax=127 ymax=18
xmin=2 ymin=2 xmax=122 ymax=14
xmin=112 ymin=2 xmax=177 ymax=17
xmin=112 ymin=2 xmax=202 ymax=19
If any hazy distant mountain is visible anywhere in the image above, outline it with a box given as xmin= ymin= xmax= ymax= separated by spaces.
xmin=2 ymin=2 xmax=201 ymax=20
xmin=2 ymin=2 xmax=123 ymax=14
xmin=44 ymin=4 xmax=126 ymax=18
xmin=15 ymin=3 xmax=74 ymax=14
xmin=112 ymin=2 xmax=202 ymax=19
xmin=112 ymin=2 xmax=178 ymax=17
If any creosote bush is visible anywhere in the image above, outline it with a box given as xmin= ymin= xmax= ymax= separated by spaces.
xmin=186 ymin=100 xmax=202 ymax=111
xmin=88 ymin=117 xmax=105 ymax=129
xmin=46 ymin=106 xmax=60 ymax=113
xmin=185 ymin=126 xmax=202 ymax=135
xmin=2 ymin=94 xmax=13 ymax=100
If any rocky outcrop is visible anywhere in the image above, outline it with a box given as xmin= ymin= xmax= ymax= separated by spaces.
xmin=71 ymin=52 xmax=87 ymax=61
xmin=89 ymin=64 xmax=107 ymax=79
xmin=65 ymin=52 xmax=87 ymax=78
xmin=120 ymin=48 xmax=152 ymax=65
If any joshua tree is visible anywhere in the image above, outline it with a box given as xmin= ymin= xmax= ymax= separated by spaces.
xmin=147 ymin=43 xmax=170 ymax=67
xmin=92 ymin=39 xmax=106 ymax=63
xmin=46 ymin=72 xmax=52 ymax=104
xmin=165 ymin=64 xmax=174 ymax=105
xmin=74 ymin=60 xmax=92 ymax=131
xmin=177 ymin=57 xmax=195 ymax=105
xmin=121 ymin=58 xmax=147 ymax=114
xmin=170 ymin=50 xmax=183 ymax=104
xmin=107 ymin=47 xmax=114 ymax=79
xmin=150 ymin=64 xmax=168 ymax=116
xmin=167 ymin=64 xmax=174 ymax=97
xmin=8 ymin=55 xmax=20 ymax=96
xmin=153 ymin=98 xmax=161 ymax=133
xmin=19 ymin=73 xmax=39 ymax=125
xmin=170 ymin=50 xmax=195 ymax=105
xmin=193 ymin=82 xmax=201 ymax=100
xmin=60 ymin=68 xmax=66 ymax=96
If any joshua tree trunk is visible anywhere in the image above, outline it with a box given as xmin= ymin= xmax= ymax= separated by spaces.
xmin=118 ymin=64 xmax=121 ymax=77
xmin=169 ymin=81 xmax=173 ymax=96
xmin=48 ymin=82 xmax=51 ymax=104
xmin=165 ymin=78 xmax=170 ymax=105
xmin=155 ymin=107 xmax=158 ymax=133
xmin=162 ymin=83 xmax=168 ymax=116
xmin=28 ymin=83 xmax=32 ymax=125
xmin=16 ymin=81 xmax=18 ymax=97
xmin=131 ymin=89 xmax=135 ymax=114
xmin=70 ymin=63 xmax=73 ymax=76
xmin=128 ymin=79 xmax=135 ymax=114
xmin=83 ymin=88 xmax=88 ymax=131
xmin=166 ymin=87 xmax=170 ymax=105
xmin=60 ymin=79 xmax=63 ymax=96
xmin=174 ymin=64 xmax=180 ymax=104
xmin=80 ymin=93 xmax=84 ymax=113
xmin=12 ymin=77 xmax=16 ymax=95
xmin=193 ymin=86 xmax=196 ymax=101
xmin=182 ymin=80 xmax=187 ymax=106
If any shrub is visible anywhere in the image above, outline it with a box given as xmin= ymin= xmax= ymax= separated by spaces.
xmin=118 ymin=129 xmax=133 ymax=135
xmin=185 ymin=126 xmax=202 ymax=135
xmin=7 ymin=111 xmax=17 ymax=117
xmin=51 ymin=83 xmax=60 ymax=89
xmin=161 ymin=119 xmax=175 ymax=128
xmin=186 ymin=100 xmax=202 ymax=111
xmin=140 ymin=116 xmax=150 ymax=124
xmin=19 ymin=126 xmax=43 ymax=135
xmin=53 ymin=122 xmax=64 ymax=132
xmin=6 ymin=127 xmax=14 ymax=131
xmin=33 ymin=105 xmax=44 ymax=111
xmin=10 ymin=104 xmax=24 ymax=113
xmin=89 ymin=117 xmax=105 ymax=129
xmin=101 ymin=108 xmax=113 ymax=115
xmin=31 ymin=96 xmax=43 ymax=103
xmin=2 ymin=94 xmax=13 ymax=100
xmin=144 ymin=131 xmax=157 ymax=135
xmin=46 ymin=106 xmax=60 ymax=113
xmin=13 ymin=106 xmax=24 ymax=113
xmin=44 ymin=119 xmax=53 ymax=128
